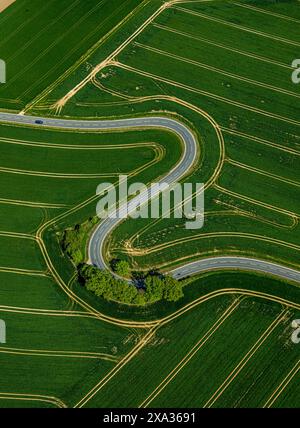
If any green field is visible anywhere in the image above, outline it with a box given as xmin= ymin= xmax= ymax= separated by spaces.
xmin=67 ymin=0 xmax=300 ymax=272
xmin=0 ymin=0 xmax=299 ymax=409
xmin=0 ymin=0 xmax=144 ymax=111
xmin=77 ymin=289 xmax=300 ymax=408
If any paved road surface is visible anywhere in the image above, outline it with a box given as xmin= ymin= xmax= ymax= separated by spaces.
xmin=1 ymin=112 xmax=299 ymax=284
xmin=171 ymin=256 xmax=300 ymax=283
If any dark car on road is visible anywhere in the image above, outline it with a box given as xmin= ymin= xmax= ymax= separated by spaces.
xmin=35 ymin=119 xmax=44 ymax=124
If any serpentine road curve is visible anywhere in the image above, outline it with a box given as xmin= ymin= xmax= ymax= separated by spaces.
xmin=1 ymin=112 xmax=300 ymax=284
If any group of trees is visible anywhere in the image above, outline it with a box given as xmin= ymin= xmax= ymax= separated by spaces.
xmin=61 ymin=226 xmax=84 ymax=265
xmin=61 ymin=217 xmax=98 ymax=266
xmin=61 ymin=220 xmax=184 ymax=306
xmin=144 ymin=275 xmax=184 ymax=303
xmin=80 ymin=264 xmax=184 ymax=305
xmin=111 ymin=259 xmax=131 ymax=278
xmin=80 ymin=265 xmax=138 ymax=304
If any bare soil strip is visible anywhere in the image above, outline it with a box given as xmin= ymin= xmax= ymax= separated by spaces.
xmin=0 ymin=0 xmax=15 ymax=13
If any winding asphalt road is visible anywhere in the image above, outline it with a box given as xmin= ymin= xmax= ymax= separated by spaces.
xmin=1 ymin=111 xmax=300 ymax=284
xmin=171 ymin=257 xmax=300 ymax=282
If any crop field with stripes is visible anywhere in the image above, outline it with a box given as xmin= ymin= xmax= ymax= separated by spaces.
xmin=0 ymin=0 xmax=300 ymax=408
xmin=31 ymin=0 xmax=300 ymax=274
xmin=70 ymin=281 xmax=300 ymax=408
xmin=0 ymin=0 xmax=143 ymax=111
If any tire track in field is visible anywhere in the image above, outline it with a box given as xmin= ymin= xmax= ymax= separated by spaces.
xmin=139 ymin=298 xmax=242 ymax=408
xmin=151 ymin=23 xmax=291 ymax=69
xmin=173 ymin=5 xmax=300 ymax=47
xmin=0 ymin=346 xmax=119 ymax=362
xmin=263 ymin=359 xmax=300 ymax=408
xmin=0 ymin=393 xmax=66 ymax=408
xmin=233 ymin=2 xmax=300 ymax=24
xmin=204 ymin=309 xmax=289 ymax=407
xmin=133 ymin=42 xmax=299 ymax=99
xmin=114 ymin=62 xmax=300 ymax=126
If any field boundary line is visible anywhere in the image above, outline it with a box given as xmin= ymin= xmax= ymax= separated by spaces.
xmin=0 ymin=346 xmax=119 ymax=362
xmin=221 ymin=128 xmax=300 ymax=156
xmin=74 ymin=326 xmax=157 ymax=408
xmin=158 ymin=288 xmax=300 ymax=330
xmin=0 ymin=392 xmax=66 ymax=408
xmin=0 ymin=231 xmax=35 ymax=240
xmin=0 ymin=266 xmax=46 ymax=277
xmin=0 ymin=136 xmax=159 ymax=150
xmin=125 ymin=231 xmax=300 ymax=257
xmin=0 ymin=197 xmax=67 ymax=209
xmin=263 ymin=359 xmax=300 ymax=408
xmin=0 ymin=142 xmax=164 ymax=180
xmin=0 ymin=304 xmax=97 ymax=318
xmin=0 ymin=166 xmax=146 ymax=179
xmin=0 ymin=0 xmax=23 ymax=26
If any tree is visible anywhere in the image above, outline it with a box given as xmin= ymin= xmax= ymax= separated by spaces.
xmin=114 ymin=260 xmax=131 ymax=277
xmin=111 ymin=279 xmax=138 ymax=303
xmin=162 ymin=276 xmax=184 ymax=302
xmin=72 ymin=249 xmax=83 ymax=265
xmin=61 ymin=218 xmax=100 ymax=266
xmin=80 ymin=264 xmax=138 ymax=304
xmin=80 ymin=264 xmax=95 ymax=279
xmin=61 ymin=228 xmax=84 ymax=266
xmin=144 ymin=275 xmax=164 ymax=303
xmin=133 ymin=291 xmax=146 ymax=306
xmin=80 ymin=264 xmax=184 ymax=306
